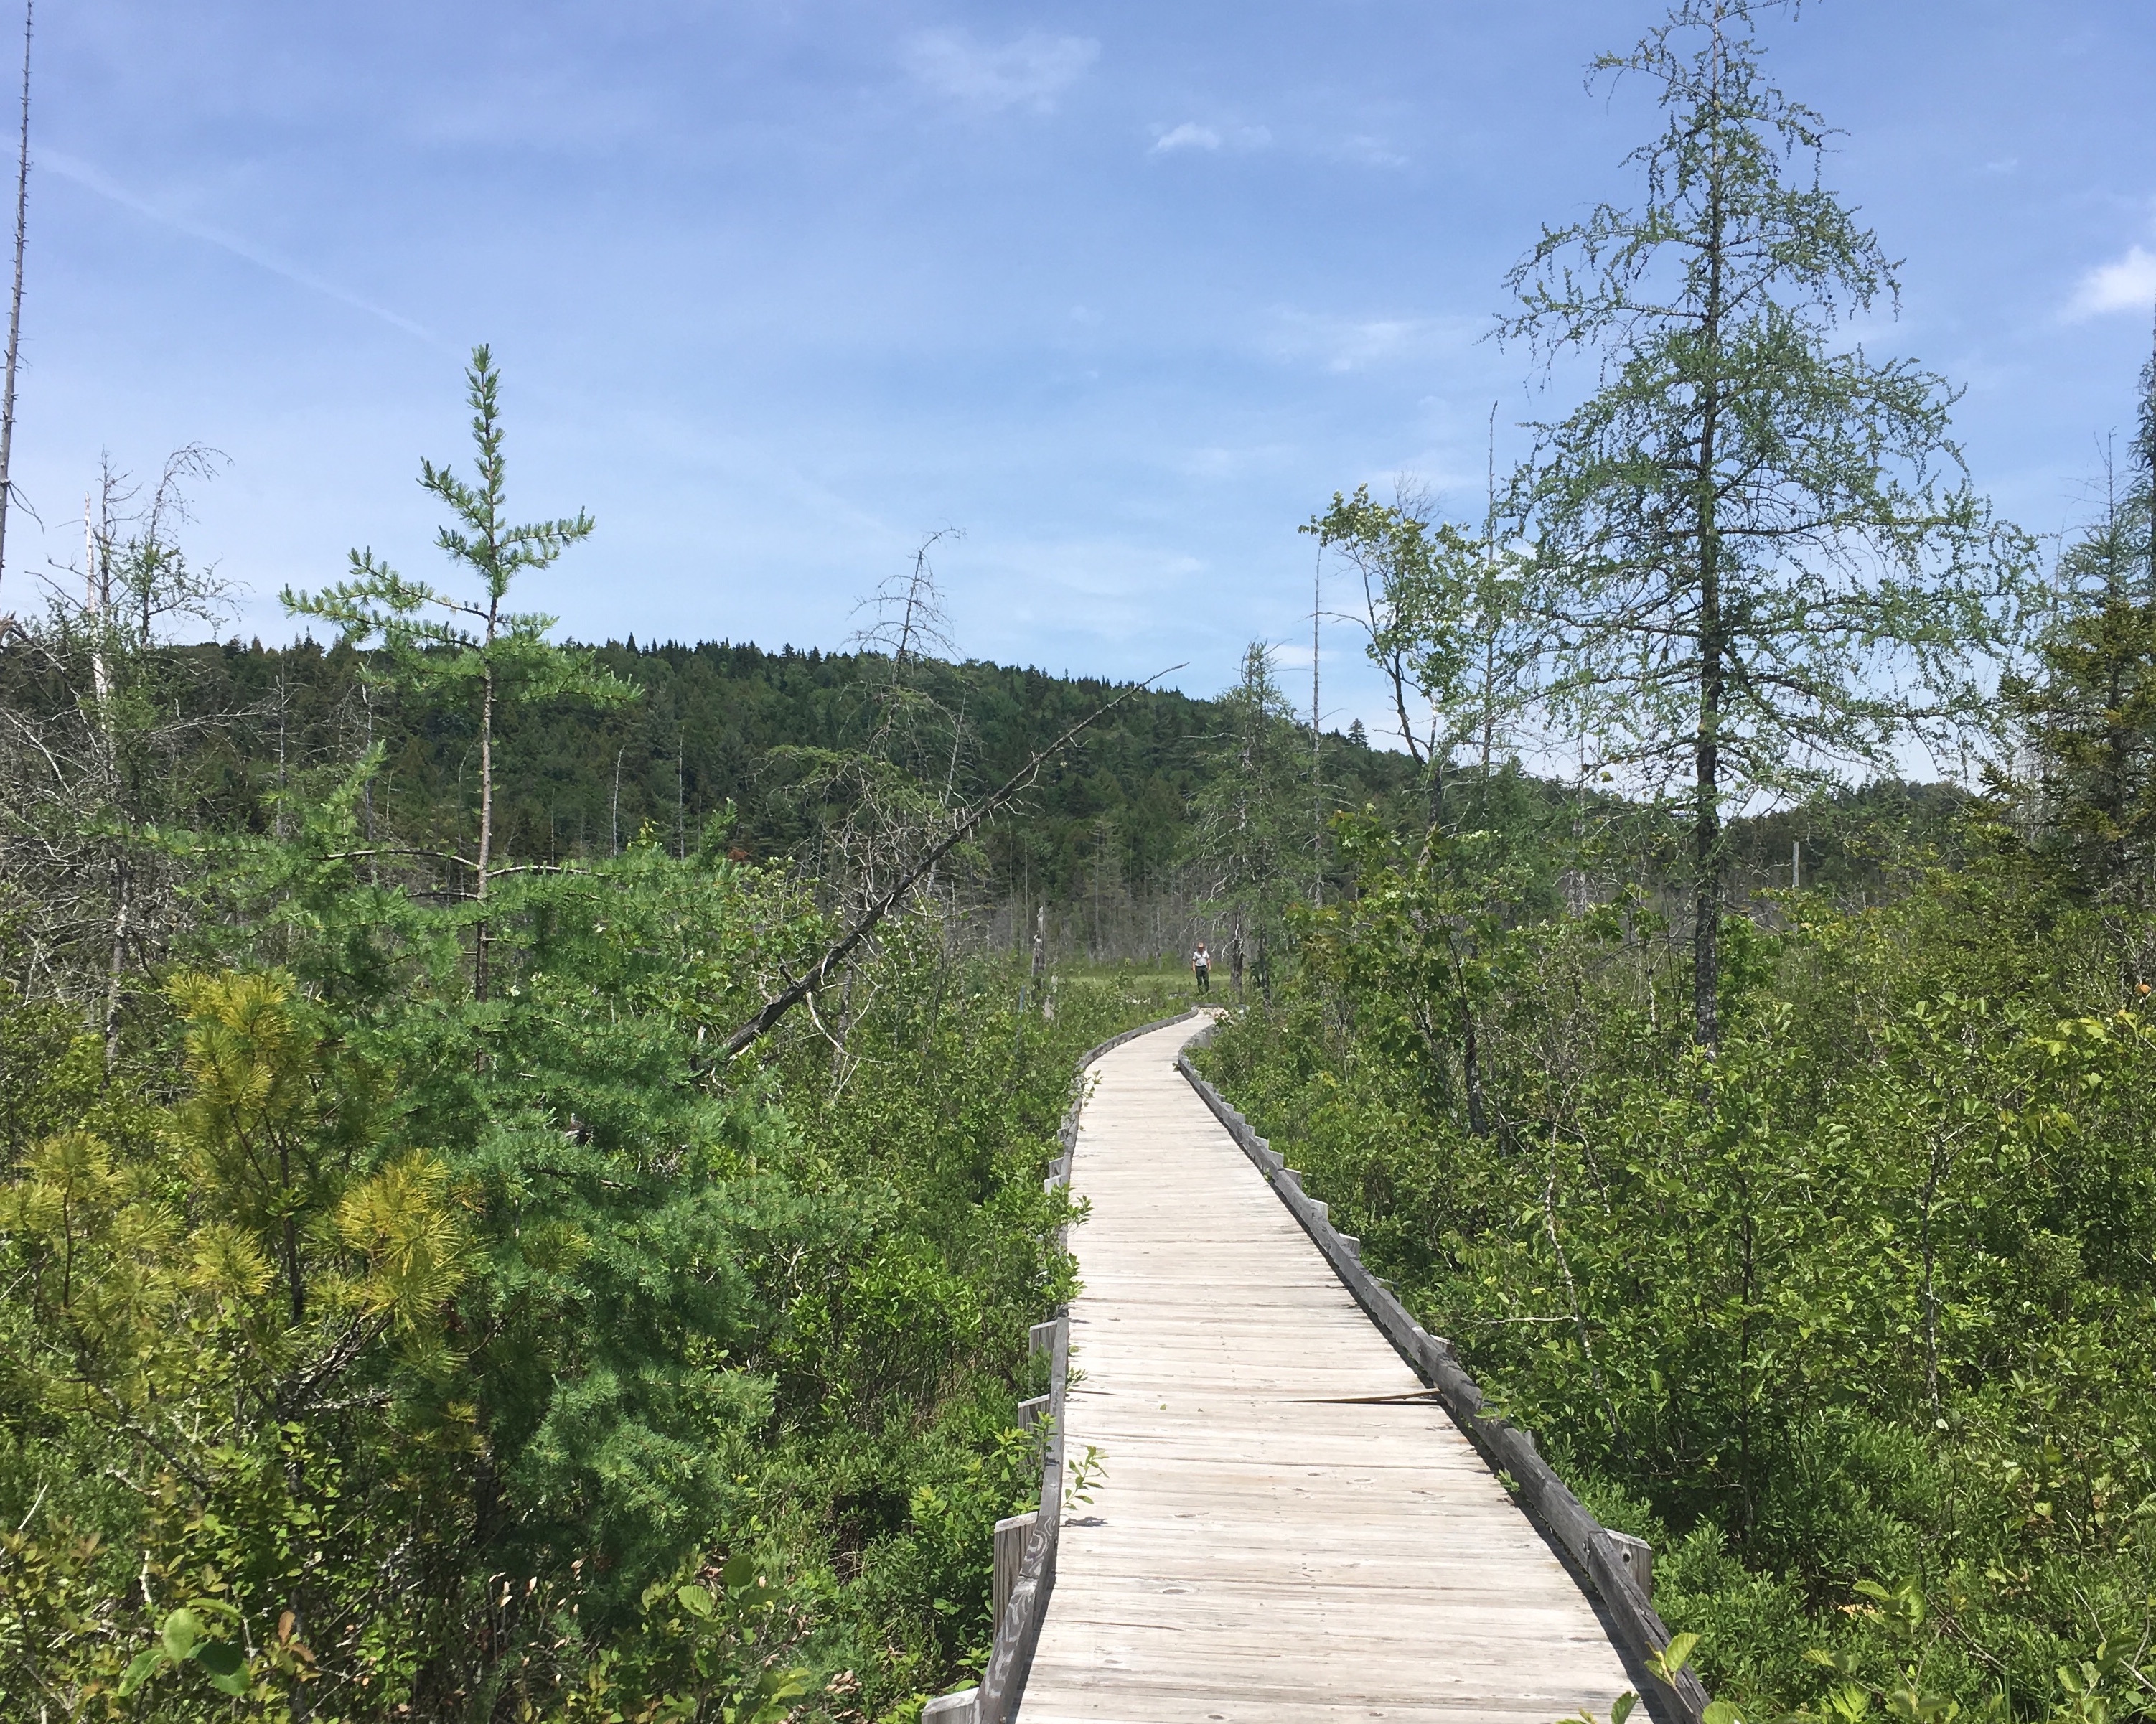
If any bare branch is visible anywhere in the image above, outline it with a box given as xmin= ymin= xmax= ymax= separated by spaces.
xmin=723 ymin=665 xmax=1184 ymax=1060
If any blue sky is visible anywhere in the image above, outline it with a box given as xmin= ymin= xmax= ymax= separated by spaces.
xmin=10 ymin=0 xmax=2156 ymax=727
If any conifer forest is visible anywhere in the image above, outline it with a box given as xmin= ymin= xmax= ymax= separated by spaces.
xmin=5 ymin=1 xmax=2156 ymax=1721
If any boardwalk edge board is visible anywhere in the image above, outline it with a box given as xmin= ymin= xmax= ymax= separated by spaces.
xmin=929 ymin=1007 xmax=1207 ymax=1724
xmin=1174 ymin=1035 xmax=1715 ymax=1724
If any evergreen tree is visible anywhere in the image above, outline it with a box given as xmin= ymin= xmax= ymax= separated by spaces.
xmin=283 ymin=346 xmax=632 ymax=997
xmin=2142 ymin=308 xmax=2156 ymax=597
xmin=1501 ymin=0 xmax=2022 ymax=1048
xmin=2008 ymin=334 xmax=2156 ymax=960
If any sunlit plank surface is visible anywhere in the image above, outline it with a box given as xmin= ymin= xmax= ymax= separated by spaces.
xmin=1021 ymin=1018 xmax=1633 ymax=1724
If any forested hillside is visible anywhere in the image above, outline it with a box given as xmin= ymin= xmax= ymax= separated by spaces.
xmin=0 ymin=628 xmax=1425 ymax=966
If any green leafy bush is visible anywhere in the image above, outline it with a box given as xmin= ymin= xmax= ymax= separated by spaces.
xmin=1201 ymin=835 xmax=2156 ymax=1722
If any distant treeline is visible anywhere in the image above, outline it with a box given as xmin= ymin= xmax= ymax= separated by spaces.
xmin=1 ymin=633 xmax=1420 ymax=899
xmin=0 ymin=627 xmax=1964 ymax=958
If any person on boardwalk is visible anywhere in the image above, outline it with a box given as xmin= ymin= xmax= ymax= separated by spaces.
xmin=1191 ymin=942 xmax=1211 ymax=994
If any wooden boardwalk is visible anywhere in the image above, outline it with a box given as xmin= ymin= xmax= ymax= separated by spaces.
xmin=1020 ymin=1016 xmax=1634 ymax=1724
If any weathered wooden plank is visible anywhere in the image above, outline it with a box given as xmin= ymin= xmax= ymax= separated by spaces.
xmin=1018 ymin=1019 xmax=1636 ymax=1723
xmin=1175 ymin=1043 xmax=1713 ymax=1724
xmin=923 ymin=1687 xmax=980 ymax=1723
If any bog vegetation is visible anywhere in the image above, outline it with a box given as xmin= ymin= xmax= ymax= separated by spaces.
xmin=0 ymin=352 xmax=1192 ymax=1720
xmin=3 ymin=1 xmax=2155 ymax=1721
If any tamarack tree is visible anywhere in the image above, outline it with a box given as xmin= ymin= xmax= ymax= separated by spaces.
xmin=284 ymin=345 xmax=633 ymax=998
xmin=1501 ymin=0 xmax=2024 ymax=1049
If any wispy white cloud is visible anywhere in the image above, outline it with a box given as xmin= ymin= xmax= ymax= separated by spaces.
xmin=950 ymin=533 xmax=1209 ymax=659
xmin=2066 ymin=244 xmax=2156 ymax=319
xmin=43 ymin=149 xmax=435 ymax=341
xmin=1336 ymin=134 xmax=1408 ymax=169
xmin=1153 ymin=121 xmax=1220 ymax=154
xmin=1150 ymin=121 xmax=1270 ymax=155
xmin=1173 ymin=441 xmax=1293 ymax=480
xmin=1374 ymin=448 xmax=1492 ymax=501
xmin=1267 ymin=308 xmax=1470 ymax=373
xmin=901 ymin=29 xmax=1099 ymax=114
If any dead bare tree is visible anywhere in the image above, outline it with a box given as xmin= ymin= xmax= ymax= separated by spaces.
xmin=0 ymin=1 xmax=30 ymax=622
xmin=0 ymin=448 xmax=229 ymax=1053
xmin=854 ymin=528 xmax=959 ymax=675
xmin=772 ymin=533 xmax=970 ymax=935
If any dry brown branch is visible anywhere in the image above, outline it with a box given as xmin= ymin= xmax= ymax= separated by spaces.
xmin=723 ymin=667 xmax=1182 ymax=1061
